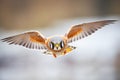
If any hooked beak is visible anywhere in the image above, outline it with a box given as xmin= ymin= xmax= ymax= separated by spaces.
xmin=55 ymin=43 xmax=60 ymax=50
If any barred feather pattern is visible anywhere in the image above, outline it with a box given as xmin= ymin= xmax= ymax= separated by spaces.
xmin=67 ymin=20 xmax=116 ymax=43
xmin=1 ymin=32 xmax=47 ymax=50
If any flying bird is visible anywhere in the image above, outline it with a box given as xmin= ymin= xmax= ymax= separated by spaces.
xmin=1 ymin=20 xmax=116 ymax=58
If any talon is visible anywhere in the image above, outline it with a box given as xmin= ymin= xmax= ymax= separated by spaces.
xmin=63 ymin=51 xmax=67 ymax=55
xmin=52 ymin=53 xmax=57 ymax=58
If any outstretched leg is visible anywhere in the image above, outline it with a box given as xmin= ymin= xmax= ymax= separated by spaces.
xmin=52 ymin=53 xmax=57 ymax=58
xmin=43 ymin=50 xmax=57 ymax=58
xmin=63 ymin=45 xmax=76 ymax=55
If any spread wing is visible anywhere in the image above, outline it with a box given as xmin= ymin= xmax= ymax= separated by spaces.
xmin=1 ymin=31 xmax=47 ymax=50
xmin=65 ymin=20 xmax=117 ymax=43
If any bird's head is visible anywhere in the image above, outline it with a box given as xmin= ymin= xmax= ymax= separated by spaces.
xmin=46 ymin=36 xmax=67 ymax=51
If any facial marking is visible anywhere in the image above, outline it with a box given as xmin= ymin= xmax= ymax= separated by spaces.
xmin=48 ymin=36 xmax=65 ymax=51
xmin=49 ymin=42 xmax=54 ymax=49
xmin=60 ymin=41 xmax=64 ymax=48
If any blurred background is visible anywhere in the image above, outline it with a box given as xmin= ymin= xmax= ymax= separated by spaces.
xmin=0 ymin=0 xmax=120 ymax=80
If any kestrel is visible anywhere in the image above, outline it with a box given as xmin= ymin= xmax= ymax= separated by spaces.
xmin=1 ymin=20 xmax=116 ymax=58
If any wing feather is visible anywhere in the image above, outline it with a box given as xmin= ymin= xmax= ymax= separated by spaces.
xmin=1 ymin=31 xmax=47 ymax=50
xmin=65 ymin=20 xmax=117 ymax=43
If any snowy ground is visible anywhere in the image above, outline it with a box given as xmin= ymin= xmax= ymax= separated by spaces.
xmin=0 ymin=16 xmax=120 ymax=80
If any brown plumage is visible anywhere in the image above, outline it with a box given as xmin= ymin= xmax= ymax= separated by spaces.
xmin=1 ymin=20 xmax=117 ymax=58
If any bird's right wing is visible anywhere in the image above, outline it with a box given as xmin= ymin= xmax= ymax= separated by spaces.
xmin=1 ymin=31 xmax=47 ymax=50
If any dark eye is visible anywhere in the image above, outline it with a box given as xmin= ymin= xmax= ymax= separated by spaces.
xmin=50 ymin=42 xmax=54 ymax=49
xmin=60 ymin=41 xmax=64 ymax=48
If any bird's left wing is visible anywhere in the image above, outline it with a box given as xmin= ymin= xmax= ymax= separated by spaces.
xmin=1 ymin=31 xmax=47 ymax=50
xmin=65 ymin=20 xmax=117 ymax=43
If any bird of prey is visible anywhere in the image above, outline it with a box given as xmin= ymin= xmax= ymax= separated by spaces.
xmin=1 ymin=20 xmax=116 ymax=58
